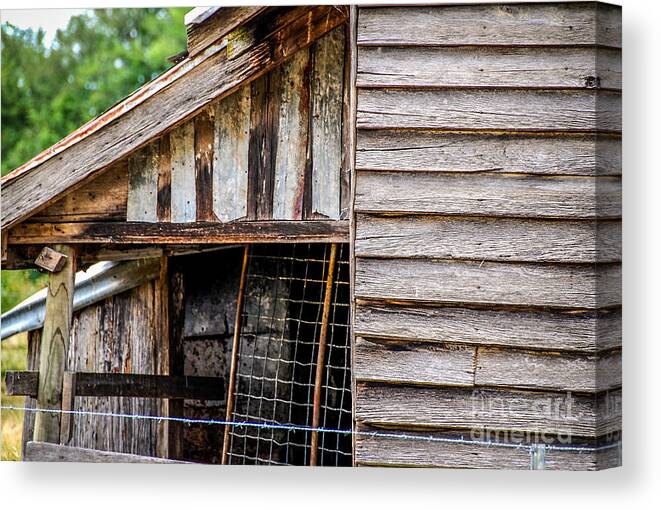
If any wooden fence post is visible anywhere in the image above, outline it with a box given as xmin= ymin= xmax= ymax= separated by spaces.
xmin=33 ymin=245 xmax=76 ymax=443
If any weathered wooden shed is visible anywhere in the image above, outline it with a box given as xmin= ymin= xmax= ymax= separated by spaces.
xmin=1 ymin=2 xmax=621 ymax=470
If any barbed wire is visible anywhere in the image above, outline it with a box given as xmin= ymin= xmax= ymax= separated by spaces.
xmin=0 ymin=405 xmax=620 ymax=454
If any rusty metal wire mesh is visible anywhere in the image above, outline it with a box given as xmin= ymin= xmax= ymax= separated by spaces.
xmin=225 ymin=243 xmax=352 ymax=466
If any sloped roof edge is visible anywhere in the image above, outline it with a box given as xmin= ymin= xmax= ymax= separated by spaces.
xmin=184 ymin=7 xmax=222 ymax=26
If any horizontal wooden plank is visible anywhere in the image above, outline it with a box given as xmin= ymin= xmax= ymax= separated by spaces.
xmin=354 ymin=303 xmax=621 ymax=352
xmin=4 ymin=371 xmax=225 ymax=400
xmin=24 ymin=441 xmax=188 ymax=463
xmin=355 ymin=131 xmax=621 ymax=176
xmin=357 ymin=89 xmax=621 ymax=132
xmin=29 ymin=162 xmax=128 ymax=223
xmin=355 ymin=425 xmax=620 ymax=470
xmin=355 ymin=258 xmax=621 ymax=309
xmin=354 ymin=338 xmax=475 ymax=387
xmin=355 ymin=171 xmax=621 ymax=219
xmin=357 ymin=46 xmax=621 ymax=90
xmin=356 ymin=384 xmax=621 ymax=437
xmin=1 ymin=6 xmax=348 ymax=230
xmin=357 ymin=4 xmax=621 ymax=47
xmin=7 ymin=220 xmax=350 ymax=245
xmin=475 ymin=348 xmax=621 ymax=393
xmin=355 ymin=215 xmax=621 ymax=263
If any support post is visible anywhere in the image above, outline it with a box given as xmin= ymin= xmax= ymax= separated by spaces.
xmin=221 ymin=245 xmax=250 ymax=465
xmin=33 ymin=244 xmax=76 ymax=443
xmin=310 ymin=243 xmax=338 ymax=466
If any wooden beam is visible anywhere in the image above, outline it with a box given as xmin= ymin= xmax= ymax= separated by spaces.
xmin=34 ymin=246 xmax=68 ymax=273
xmin=1 ymin=5 xmax=349 ymax=230
xmin=33 ymin=244 xmax=76 ymax=443
xmin=5 ymin=371 xmax=225 ymax=400
xmin=24 ymin=441 xmax=189 ymax=463
xmin=7 ymin=220 xmax=350 ymax=245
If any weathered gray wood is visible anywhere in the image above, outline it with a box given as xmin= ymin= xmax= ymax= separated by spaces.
xmin=24 ymin=441 xmax=188 ymax=463
xmin=34 ymin=246 xmax=68 ymax=272
xmin=194 ymin=107 xmax=215 ymax=222
xmin=8 ymin=220 xmax=349 ymax=245
xmin=272 ymin=48 xmax=309 ymax=220
xmin=355 ymin=171 xmax=621 ymax=219
xmin=475 ymin=347 xmax=622 ymax=392
xmin=354 ymin=303 xmax=622 ymax=352
xmin=357 ymin=89 xmax=621 ymax=132
xmin=355 ymin=258 xmax=621 ymax=309
xmin=357 ymin=46 xmax=621 ymax=90
xmin=356 ymin=384 xmax=621 ymax=437
xmin=355 ymin=131 xmax=621 ymax=176
xmin=34 ymin=244 xmax=76 ymax=443
xmin=127 ymin=142 xmax=159 ymax=222
xmin=311 ymin=27 xmax=345 ymax=219
xmin=1 ymin=6 xmax=348 ymax=230
xmin=355 ymin=215 xmax=621 ymax=263
xmin=354 ymin=425 xmax=619 ymax=470
xmin=357 ymin=4 xmax=621 ymax=48
xmin=170 ymin=120 xmax=196 ymax=223
xmin=354 ymin=338 xmax=475 ymax=387
xmin=213 ymin=86 xmax=250 ymax=222
xmin=4 ymin=370 xmax=39 ymax=397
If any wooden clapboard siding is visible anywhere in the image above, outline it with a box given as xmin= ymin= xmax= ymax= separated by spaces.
xmin=29 ymin=162 xmax=128 ymax=223
xmin=352 ymin=2 xmax=621 ymax=469
xmin=355 ymin=215 xmax=621 ymax=263
xmin=357 ymin=3 xmax=621 ymax=47
xmin=356 ymin=384 xmax=622 ymax=437
xmin=357 ymin=89 xmax=621 ymax=132
xmin=355 ymin=424 xmax=620 ymax=470
xmin=355 ymin=172 xmax=620 ymax=219
xmin=355 ymin=258 xmax=621 ymax=309
xmin=357 ymin=46 xmax=621 ymax=90
xmin=355 ymin=132 xmax=621 ymax=176
xmin=354 ymin=303 xmax=622 ymax=353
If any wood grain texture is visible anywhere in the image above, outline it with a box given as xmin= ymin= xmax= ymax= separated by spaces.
xmin=357 ymin=46 xmax=621 ymax=90
xmin=213 ymin=86 xmax=250 ymax=222
xmin=355 ymin=258 xmax=621 ymax=309
xmin=311 ymin=26 xmax=345 ymax=219
xmin=354 ymin=338 xmax=475 ymax=387
xmin=354 ymin=303 xmax=622 ymax=352
xmin=355 ymin=171 xmax=621 ymax=219
xmin=30 ymin=162 xmax=129 ymax=223
xmin=357 ymin=3 xmax=621 ymax=47
xmin=354 ymin=425 xmax=620 ymax=470
xmin=475 ymin=347 xmax=621 ymax=392
xmin=355 ymin=215 xmax=621 ymax=263
xmin=355 ymin=131 xmax=621 ymax=176
xmin=8 ymin=220 xmax=350 ymax=245
xmin=272 ymin=48 xmax=309 ymax=220
xmin=357 ymin=89 xmax=621 ymax=132
xmin=186 ymin=6 xmax=268 ymax=57
xmin=127 ymin=141 xmax=159 ymax=222
xmin=24 ymin=441 xmax=187 ymax=463
xmin=33 ymin=245 xmax=76 ymax=443
xmin=157 ymin=134 xmax=172 ymax=222
xmin=1 ymin=5 xmax=348 ymax=230
xmin=170 ymin=120 xmax=196 ymax=223
xmin=194 ymin=107 xmax=215 ymax=222
xmin=356 ymin=384 xmax=621 ymax=437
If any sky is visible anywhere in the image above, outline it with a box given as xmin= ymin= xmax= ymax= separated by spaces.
xmin=1 ymin=9 xmax=87 ymax=45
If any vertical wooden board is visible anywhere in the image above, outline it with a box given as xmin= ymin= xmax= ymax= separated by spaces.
xmin=170 ymin=120 xmax=196 ymax=223
xmin=213 ymin=86 xmax=250 ymax=223
xmin=157 ymin=134 xmax=172 ymax=222
xmin=127 ymin=142 xmax=159 ymax=222
xmin=195 ymin=107 xmax=216 ymax=222
xmin=272 ymin=48 xmax=310 ymax=220
xmin=311 ymin=27 xmax=345 ymax=219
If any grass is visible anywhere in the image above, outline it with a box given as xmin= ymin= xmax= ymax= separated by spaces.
xmin=1 ymin=333 xmax=28 ymax=461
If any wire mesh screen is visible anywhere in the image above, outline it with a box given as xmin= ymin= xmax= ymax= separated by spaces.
xmin=226 ymin=243 xmax=352 ymax=466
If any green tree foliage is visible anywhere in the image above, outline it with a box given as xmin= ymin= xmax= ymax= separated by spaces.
xmin=1 ymin=8 xmax=189 ymax=312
